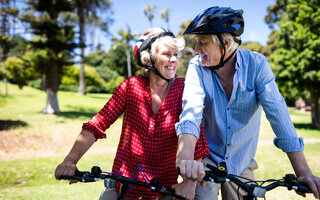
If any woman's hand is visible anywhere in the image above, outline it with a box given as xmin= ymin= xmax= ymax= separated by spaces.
xmin=54 ymin=160 xmax=78 ymax=184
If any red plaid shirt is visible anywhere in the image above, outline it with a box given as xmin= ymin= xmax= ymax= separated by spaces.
xmin=83 ymin=76 xmax=209 ymax=199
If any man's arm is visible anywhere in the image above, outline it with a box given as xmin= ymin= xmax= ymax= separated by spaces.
xmin=287 ymin=151 xmax=320 ymax=199
xmin=176 ymin=134 xmax=205 ymax=182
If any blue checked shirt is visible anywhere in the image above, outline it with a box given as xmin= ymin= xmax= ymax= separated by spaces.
xmin=175 ymin=49 xmax=304 ymax=175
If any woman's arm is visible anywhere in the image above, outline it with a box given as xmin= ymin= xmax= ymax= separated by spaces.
xmin=54 ymin=130 xmax=96 ymax=182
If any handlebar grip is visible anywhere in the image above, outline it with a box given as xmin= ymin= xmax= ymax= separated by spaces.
xmin=58 ymin=171 xmax=91 ymax=182
xmin=58 ymin=175 xmax=83 ymax=181
xmin=296 ymin=183 xmax=312 ymax=193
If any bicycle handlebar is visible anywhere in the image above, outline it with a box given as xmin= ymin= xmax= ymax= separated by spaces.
xmin=59 ymin=166 xmax=185 ymax=200
xmin=203 ymin=163 xmax=312 ymax=199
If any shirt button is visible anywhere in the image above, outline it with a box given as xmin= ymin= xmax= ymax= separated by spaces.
xmin=227 ymin=126 xmax=231 ymax=129
xmin=226 ymin=157 xmax=229 ymax=159
xmin=227 ymin=144 xmax=230 ymax=146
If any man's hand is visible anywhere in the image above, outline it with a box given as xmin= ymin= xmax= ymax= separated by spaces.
xmin=176 ymin=159 xmax=205 ymax=182
xmin=297 ymin=173 xmax=320 ymax=199
xmin=287 ymin=151 xmax=320 ymax=199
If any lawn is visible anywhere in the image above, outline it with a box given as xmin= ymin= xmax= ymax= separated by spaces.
xmin=0 ymin=82 xmax=319 ymax=200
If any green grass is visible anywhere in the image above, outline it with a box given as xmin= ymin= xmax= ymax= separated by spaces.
xmin=0 ymin=82 xmax=319 ymax=200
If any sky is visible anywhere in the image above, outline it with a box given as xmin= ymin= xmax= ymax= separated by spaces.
xmin=98 ymin=0 xmax=276 ymax=51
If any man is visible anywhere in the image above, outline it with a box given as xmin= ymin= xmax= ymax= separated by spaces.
xmin=175 ymin=6 xmax=320 ymax=200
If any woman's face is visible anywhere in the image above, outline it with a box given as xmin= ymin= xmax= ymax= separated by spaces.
xmin=154 ymin=42 xmax=179 ymax=79
xmin=194 ymin=35 xmax=221 ymax=67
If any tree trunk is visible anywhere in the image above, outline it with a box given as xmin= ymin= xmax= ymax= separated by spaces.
xmin=77 ymin=3 xmax=86 ymax=95
xmin=78 ymin=47 xmax=86 ymax=95
xmin=43 ymin=88 xmax=60 ymax=114
xmin=43 ymin=62 xmax=60 ymax=114
xmin=310 ymin=91 xmax=320 ymax=128
xmin=126 ymin=43 xmax=132 ymax=77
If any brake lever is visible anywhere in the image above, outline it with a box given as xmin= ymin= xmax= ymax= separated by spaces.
xmin=284 ymin=174 xmax=312 ymax=193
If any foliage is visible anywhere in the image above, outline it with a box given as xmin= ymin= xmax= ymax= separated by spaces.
xmin=19 ymin=0 xmax=77 ymax=83
xmin=264 ymin=0 xmax=288 ymax=29
xmin=60 ymin=64 xmax=107 ymax=93
xmin=105 ymin=75 xmax=125 ymax=93
xmin=240 ymin=42 xmax=271 ymax=57
xmin=84 ymin=50 xmax=109 ymax=67
xmin=6 ymin=35 xmax=28 ymax=57
xmin=143 ymin=5 xmax=156 ymax=26
xmin=175 ymin=20 xmax=197 ymax=77
xmin=4 ymin=56 xmax=39 ymax=89
xmin=161 ymin=8 xmax=171 ymax=28
xmin=84 ymin=50 xmax=119 ymax=82
xmin=105 ymin=43 xmax=138 ymax=77
xmin=178 ymin=20 xmax=196 ymax=49
xmin=268 ymin=0 xmax=320 ymax=127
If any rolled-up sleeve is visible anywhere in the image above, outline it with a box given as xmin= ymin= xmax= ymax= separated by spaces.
xmin=273 ymin=137 xmax=304 ymax=152
xmin=175 ymin=57 xmax=205 ymax=139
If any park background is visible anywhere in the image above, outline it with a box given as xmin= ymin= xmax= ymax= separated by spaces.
xmin=0 ymin=0 xmax=319 ymax=199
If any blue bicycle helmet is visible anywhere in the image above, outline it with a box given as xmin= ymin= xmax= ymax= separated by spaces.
xmin=183 ymin=6 xmax=244 ymax=70
xmin=183 ymin=6 xmax=244 ymax=36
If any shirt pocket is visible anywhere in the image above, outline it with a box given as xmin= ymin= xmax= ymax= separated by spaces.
xmin=232 ymin=90 xmax=257 ymax=113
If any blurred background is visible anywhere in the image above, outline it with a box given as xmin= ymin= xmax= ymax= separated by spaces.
xmin=0 ymin=0 xmax=319 ymax=199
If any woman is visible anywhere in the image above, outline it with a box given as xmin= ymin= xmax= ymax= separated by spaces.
xmin=55 ymin=27 xmax=209 ymax=200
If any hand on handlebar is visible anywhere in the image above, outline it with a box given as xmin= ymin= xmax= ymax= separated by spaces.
xmin=176 ymin=159 xmax=205 ymax=182
xmin=55 ymin=160 xmax=79 ymax=184
xmin=296 ymin=173 xmax=320 ymax=199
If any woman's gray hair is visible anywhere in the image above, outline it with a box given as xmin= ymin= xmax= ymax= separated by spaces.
xmin=140 ymin=36 xmax=185 ymax=66
xmin=212 ymin=33 xmax=240 ymax=52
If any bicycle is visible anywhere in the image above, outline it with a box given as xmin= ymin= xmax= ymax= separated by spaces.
xmin=203 ymin=162 xmax=312 ymax=200
xmin=59 ymin=165 xmax=185 ymax=200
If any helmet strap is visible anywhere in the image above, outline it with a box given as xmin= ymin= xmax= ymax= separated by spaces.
xmin=207 ymin=34 xmax=237 ymax=71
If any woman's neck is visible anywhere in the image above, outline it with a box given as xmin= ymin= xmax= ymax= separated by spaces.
xmin=149 ymin=73 xmax=175 ymax=114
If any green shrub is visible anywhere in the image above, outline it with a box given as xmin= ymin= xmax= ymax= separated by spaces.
xmin=28 ymin=79 xmax=43 ymax=90
xmin=59 ymin=84 xmax=78 ymax=92
xmin=106 ymin=76 xmax=125 ymax=93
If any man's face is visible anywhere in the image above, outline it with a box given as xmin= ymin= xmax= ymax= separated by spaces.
xmin=194 ymin=35 xmax=222 ymax=67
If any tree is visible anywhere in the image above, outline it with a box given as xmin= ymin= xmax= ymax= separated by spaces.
xmin=264 ymin=0 xmax=288 ymax=29
xmin=20 ymin=0 xmax=76 ymax=114
xmin=143 ymin=5 xmax=156 ymax=27
xmin=240 ymin=41 xmax=270 ymax=57
xmin=268 ymin=0 xmax=320 ymax=128
xmin=175 ymin=20 xmax=196 ymax=77
xmin=84 ymin=50 xmax=119 ymax=82
xmin=161 ymin=9 xmax=171 ymax=29
xmin=73 ymin=0 xmax=112 ymax=95
xmin=1 ymin=0 xmax=18 ymax=95
xmin=116 ymin=24 xmax=137 ymax=77
xmin=5 ymin=56 xmax=39 ymax=89
xmin=106 ymin=43 xmax=136 ymax=77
